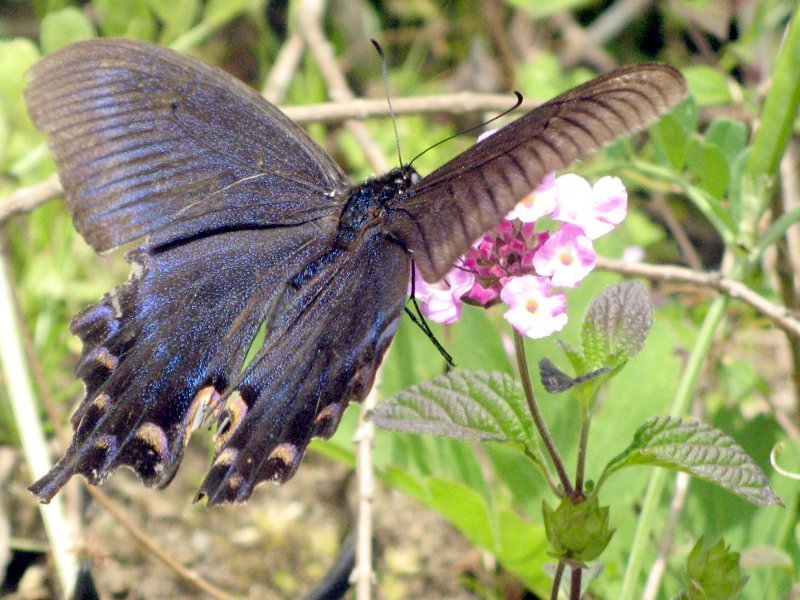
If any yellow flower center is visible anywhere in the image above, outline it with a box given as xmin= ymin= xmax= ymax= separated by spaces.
xmin=526 ymin=299 xmax=539 ymax=313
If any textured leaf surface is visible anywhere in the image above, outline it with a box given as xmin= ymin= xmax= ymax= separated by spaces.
xmin=582 ymin=280 xmax=653 ymax=369
xmin=606 ymin=416 xmax=781 ymax=506
xmin=372 ymin=370 xmax=534 ymax=446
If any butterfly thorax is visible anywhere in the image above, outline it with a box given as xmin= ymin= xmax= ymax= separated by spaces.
xmin=290 ymin=166 xmax=419 ymax=289
xmin=334 ymin=165 xmax=420 ymax=250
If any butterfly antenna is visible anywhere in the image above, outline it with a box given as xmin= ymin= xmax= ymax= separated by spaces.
xmin=406 ymin=262 xmax=455 ymax=369
xmin=408 ymin=91 xmax=524 ymax=167
xmin=371 ymin=39 xmax=403 ymax=166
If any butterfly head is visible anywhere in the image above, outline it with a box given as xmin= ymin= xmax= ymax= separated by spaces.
xmin=335 ymin=165 xmax=420 ymax=250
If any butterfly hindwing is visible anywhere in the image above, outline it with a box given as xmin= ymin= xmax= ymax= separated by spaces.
xmin=30 ymin=222 xmax=340 ymax=502
xmin=198 ymin=234 xmax=409 ymax=504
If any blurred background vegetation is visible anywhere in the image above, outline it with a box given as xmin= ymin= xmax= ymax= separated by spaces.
xmin=1 ymin=0 xmax=799 ymax=599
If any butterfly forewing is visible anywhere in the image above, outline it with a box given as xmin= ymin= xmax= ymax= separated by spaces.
xmin=385 ymin=63 xmax=687 ymax=281
xmin=24 ymin=38 xmax=348 ymax=252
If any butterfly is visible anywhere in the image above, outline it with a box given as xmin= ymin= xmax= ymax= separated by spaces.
xmin=25 ymin=38 xmax=686 ymax=505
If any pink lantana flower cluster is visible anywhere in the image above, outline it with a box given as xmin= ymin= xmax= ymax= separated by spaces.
xmin=413 ymin=171 xmax=628 ymax=339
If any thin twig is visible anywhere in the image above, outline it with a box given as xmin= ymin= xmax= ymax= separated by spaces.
xmin=552 ymin=12 xmax=616 ymax=72
xmin=4 ymin=246 xmax=234 ymax=599
xmin=779 ymin=139 xmax=800 ymax=297
xmin=85 ymin=486 xmax=238 ymax=600
xmin=0 ymin=173 xmax=61 ymax=223
xmin=281 ymin=92 xmax=526 ymax=122
xmin=550 ymin=560 xmax=565 ymax=600
xmin=299 ymin=0 xmax=389 ymax=173
xmin=559 ymin=0 xmax=653 ymax=68
xmin=650 ymin=194 xmax=704 ymax=271
xmin=596 ymin=257 xmax=800 ymax=338
xmin=0 ymin=249 xmax=79 ymax=597
xmin=641 ymin=472 xmax=690 ymax=600
xmin=262 ymin=30 xmax=305 ymax=104
xmin=352 ymin=383 xmax=378 ymax=599
xmin=778 ymin=139 xmax=800 ymax=407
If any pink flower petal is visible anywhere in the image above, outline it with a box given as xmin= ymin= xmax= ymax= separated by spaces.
xmin=552 ymin=174 xmax=628 ymax=239
xmin=532 ymin=224 xmax=596 ymax=288
xmin=500 ymin=275 xmax=568 ymax=338
xmin=412 ymin=267 xmax=475 ymax=325
xmin=506 ymin=172 xmax=557 ymax=222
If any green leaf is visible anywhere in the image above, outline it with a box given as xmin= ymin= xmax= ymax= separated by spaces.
xmin=379 ymin=468 xmax=552 ymax=596
xmin=0 ymin=39 xmax=39 ymax=114
xmin=686 ymin=138 xmax=729 ymax=199
xmin=31 ymin=0 xmax=71 ymax=19
xmin=0 ymin=39 xmax=40 ymax=168
xmin=205 ymin=0 xmax=252 ymax=23
xmin=171 ymin=0 xmax=263 ymax=52
xmin=684 ymin=65 xmax=734 ymax=105
xmin=427 ymin=478 xmax=496 ymax=550
xmin=40 ymin=7 xmax=96 ymax=53
xmin=671 ymin=95 xmax=700 ymax=134
xmin=605 ymin=416 xmax=782 ymax=506
xmin=94 ymin=0 xmax=157 ymax=39
xmin=485 ymin=443 xmax=547 ymax=517
xmin=651 ymin=108 xmax=691 ymax=170
xmin=679 ymin=537 xmax=748 ymax=600
xmin=581 ymin=281 xmax=653 ymax=370
xmin=146 ymin=0 xmax=200 ymax=43
xmin=496 ymin=508 xmax=550 ymax=593
xmin=705 ymin=118 xmax=748 ymax=166
xmin=371 ymin=370 xmax=534 ymax=446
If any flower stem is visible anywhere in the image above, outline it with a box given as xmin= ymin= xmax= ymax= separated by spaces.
xmin=513 ymin=329 xmax=574 ymax=498
xmin=571 ymin=564 xmax=582 ymax=600
xmin=550 ymin=561 xmax=565 ymax=600
xmin=575 ymin=408 xmax=592 ymax=495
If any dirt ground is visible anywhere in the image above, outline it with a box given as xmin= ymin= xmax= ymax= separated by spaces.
xmin=3 ymin=437 xmax=494 ymax=600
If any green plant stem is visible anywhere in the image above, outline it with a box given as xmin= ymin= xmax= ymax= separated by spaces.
xmin=513 ymin=330 xmax=574 ymax=498
xmin=619 ymin=295 xmax=729 ymax=599
xmin=744 ymin=6 xmax=800 ymax=189
xmin=575 ymin=410 xmax=591 ymax=495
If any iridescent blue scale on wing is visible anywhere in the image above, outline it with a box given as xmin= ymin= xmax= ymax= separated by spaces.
xmin=25 ymin=38 xmax=686 ymax=504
